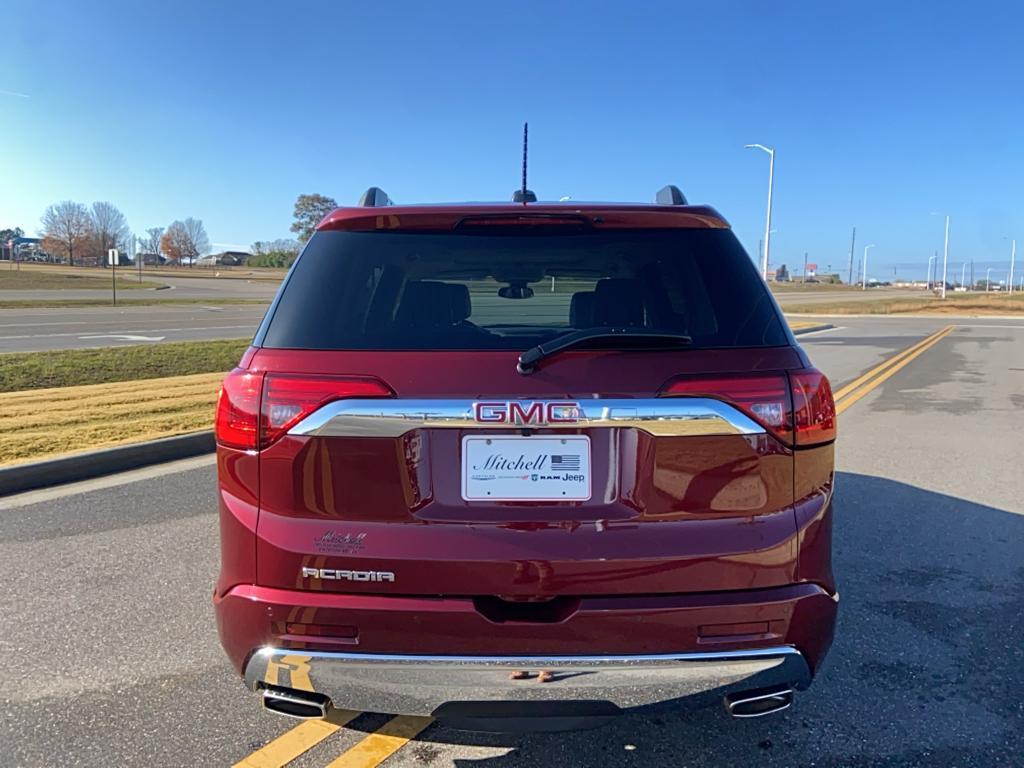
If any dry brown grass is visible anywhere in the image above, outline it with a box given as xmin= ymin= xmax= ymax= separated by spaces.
xmin=0 ymin=372 xmax=223 ymax=466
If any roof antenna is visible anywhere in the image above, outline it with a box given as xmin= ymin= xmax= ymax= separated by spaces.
xmin=512 ymin=122 xmax=536 ymax=203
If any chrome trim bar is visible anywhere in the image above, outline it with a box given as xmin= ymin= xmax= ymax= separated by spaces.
xmin=287 ymin=398 xmax=764 ymax=439
xmin=244 ymin=646 xmax=809 ymax=716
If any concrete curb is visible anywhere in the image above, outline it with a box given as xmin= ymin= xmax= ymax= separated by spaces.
xmin=0 ymin=431 xmax=214 ymax=497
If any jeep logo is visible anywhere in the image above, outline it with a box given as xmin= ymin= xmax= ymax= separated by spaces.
xmin=474 ymin=401 xmax=580 ymax=426
xmin=301 ymin=567 xmax=395 ymax=582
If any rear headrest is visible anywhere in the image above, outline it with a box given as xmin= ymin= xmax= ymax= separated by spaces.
xmin=395 ymin=281 xmax=454 ymax=328
xmin=446 ymin=283 xmax=472 ymax=323
xmin=569 ymin=291 xmax=595 ymax=328
xmin=593 ymin=279 xmax=645 ymax=327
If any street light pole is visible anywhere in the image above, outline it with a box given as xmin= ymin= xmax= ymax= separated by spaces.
xmin=927 ymin=254 xmax=936 ymax=288
xmin=941 ymin=215 xmax=950 ymax=299
xmin=745 ymin=144 xmax=775 ymax=280
xmin=961 ymin=262 xmax=967 ymax=289
xmin=1009 ymin=239 xmax=1016 ymax=296
xmin=986 ymin=267 xmax=992 ymax=292
xmin=862 ymin=244 xmax=876 ymax=289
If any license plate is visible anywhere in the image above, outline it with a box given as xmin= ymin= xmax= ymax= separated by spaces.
xmin=461 ymin=435 xmax=591 ymax=501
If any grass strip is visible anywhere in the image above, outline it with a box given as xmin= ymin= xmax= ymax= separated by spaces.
xmin=0 ymin=372 xmax=225 ymax=465
xmin=784 ymin=292 xmax=1024 ymax=315
xmin=0 ymin=338 xmax=250 ymax=393
xmin=0 ymin=270 xmax=162 ymax=290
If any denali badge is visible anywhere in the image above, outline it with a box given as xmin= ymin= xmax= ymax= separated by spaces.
xmin=301 ymin=567 xmax=395 ymax=582
xmin=474 ymin=401 xmax=580 ymax=426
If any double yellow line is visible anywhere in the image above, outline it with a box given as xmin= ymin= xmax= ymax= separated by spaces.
xmin=834 ymin=325 xmax=955 ymax=414
xmin=234 ymin=326 xmax=956 ymax=768
xmin=234 ymin=712 xmax=432 ymax=768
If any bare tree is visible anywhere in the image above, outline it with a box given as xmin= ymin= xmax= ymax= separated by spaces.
xmin=182 ymin=217 xmax=210 ymax=264
xmin=142 ymin=227 xmax=164 ymax=256
xmin=40 ymin=201 xmax=91 ymax=266
xmin=90 ymin=202 xmax=129 ymax=266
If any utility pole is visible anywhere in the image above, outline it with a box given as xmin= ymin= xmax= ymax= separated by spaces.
xmin=803 ymin=252 xmax=809 ymax=283
xmin=847 ymin=226 xmax=856 ymax=285
xmin=1009 ymin=239 xmax=1016 ymax=296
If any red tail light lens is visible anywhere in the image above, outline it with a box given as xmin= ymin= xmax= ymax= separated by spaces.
xmin=660 ymin=374 xmax=793 ymax=444
xmin=215 ymin=369 xmax=263 ymax=450
xmin=790 ymin=369 xmax=837 ymax=446
xmin=259 ymin=374 xmax=393 ymax=448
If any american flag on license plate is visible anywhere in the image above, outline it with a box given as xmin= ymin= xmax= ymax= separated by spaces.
xmin=551 ymin=455 xmax=581 ymax=471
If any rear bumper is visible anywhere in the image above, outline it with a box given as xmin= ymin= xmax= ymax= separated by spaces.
xmin=244 ymin=646 xmax=810 ymax=716
xmin=217 ymin=582 xmax=837 ymax=715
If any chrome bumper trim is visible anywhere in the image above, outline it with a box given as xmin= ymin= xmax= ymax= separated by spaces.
xmin=287 ymin=397 xmax=765 ymax=439
xmin=244 ymin=646 xmax=810 ymax=716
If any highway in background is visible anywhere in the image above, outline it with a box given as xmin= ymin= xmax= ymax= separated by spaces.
xmin=1 ymin=316 xmax=1021 ymax=767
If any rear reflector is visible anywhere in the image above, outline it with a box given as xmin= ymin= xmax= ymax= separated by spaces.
xmin=215 ymin=370 xmax=393 ymax=450
xmin=660 ymin=368 xmax=836 ymax=447
xmin=259 ymin=373 xmax=393 ymax=448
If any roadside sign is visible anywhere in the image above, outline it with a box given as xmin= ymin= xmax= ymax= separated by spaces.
xmin=108 ymin=248 xmax=119 ymax=266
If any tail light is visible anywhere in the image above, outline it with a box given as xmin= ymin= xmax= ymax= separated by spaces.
xmin=259 ymin=373 xmax=393 ymax=448
xmin=660 ymin=374 xmax=794 ymax=444
xmin=215 ymin=369 xmax=263 ymax=450
xmin=790 ymin=369 xmax=836 ymax=446
xmin=659 ymin=368 xmax=835 ymax=447
xmin=215 ymin=370 xmax=393 ymax=450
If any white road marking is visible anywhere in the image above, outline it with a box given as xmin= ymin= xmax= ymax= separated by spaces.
xmin=0 ymin=454 xmax=217 ymax=510
xmin=79 ymin=334 xmax=166 ymax=342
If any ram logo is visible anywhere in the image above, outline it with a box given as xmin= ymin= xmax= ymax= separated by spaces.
xmin=474 ymin=401 xmax=581 ymax=426
xmin=301 ymin=567 xmax=395 ymax=583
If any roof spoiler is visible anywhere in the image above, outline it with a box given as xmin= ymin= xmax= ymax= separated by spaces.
xmin=358 ymin=187 xmax=393 ymax=207
xmin=656 ymin=185 xmax=688 ymax=205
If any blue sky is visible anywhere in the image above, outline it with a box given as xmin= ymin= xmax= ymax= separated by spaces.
xmin=2 ymin=0 xmax=1022 ymax=281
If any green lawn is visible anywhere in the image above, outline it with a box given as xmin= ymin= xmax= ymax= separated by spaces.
xmin=0 ymin=338 xmax=251 ymax=393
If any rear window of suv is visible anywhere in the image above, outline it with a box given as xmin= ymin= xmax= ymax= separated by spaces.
xmin=260 ymin=229 xmax=788 ymax=350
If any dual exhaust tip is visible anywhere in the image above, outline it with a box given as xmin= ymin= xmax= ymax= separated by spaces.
xmin=261 ymin=683 xmax=795 ymax=722
xmin=723 ymin=686 xmax=794 ymax=718
xmin=262 ymin=686 xmax=331 ymax=719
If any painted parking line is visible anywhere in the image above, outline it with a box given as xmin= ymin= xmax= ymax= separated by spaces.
xmin=834 ymin=324 xmax=955 ymax=414
xmin=232 ymin=710 xmax=360 ymax=768
xmin=323 ymin=716 xmax=433 ymax=768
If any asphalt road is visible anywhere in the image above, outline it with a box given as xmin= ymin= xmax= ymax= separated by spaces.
xmin=1 ymin=316 xmax=1022 ymax=766
xmin=0 ymin=304 xmax=269 ymax=352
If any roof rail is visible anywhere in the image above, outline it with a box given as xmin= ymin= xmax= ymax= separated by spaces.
xmin=512 ymin=189 xmax=537 ymax=203
xmin=358 ymin=187 xmax=393 ymax=207
xmin=655 ymin=185 xmax=688 ymax=205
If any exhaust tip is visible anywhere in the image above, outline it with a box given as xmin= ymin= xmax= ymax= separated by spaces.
xmin=724 ymin=686 xmax=794 ymax=718
xmin=261 ymin=686 xmax=331 ymax=719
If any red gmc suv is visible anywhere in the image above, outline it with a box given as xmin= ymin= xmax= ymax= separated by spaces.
xmin=214 ymin=185 xmax=837 ymax=730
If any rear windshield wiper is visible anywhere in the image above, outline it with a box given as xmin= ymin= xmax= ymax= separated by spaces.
xmin=517 ymin=327 xmax=693 ymax=374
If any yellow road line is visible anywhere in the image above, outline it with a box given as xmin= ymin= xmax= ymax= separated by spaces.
xmin=832 ymin=325 xmax=954 ymax=402
xmin=323 ymin=716 xmax=433 ymax=768
xmin=836 ymin=325 xmax=955 ymax=414
xmin=232 ymin=709 xmax=360 ymax=768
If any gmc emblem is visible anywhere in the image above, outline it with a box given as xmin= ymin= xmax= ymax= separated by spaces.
xmin=474 ymin=401 xmax=581 ymax=426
